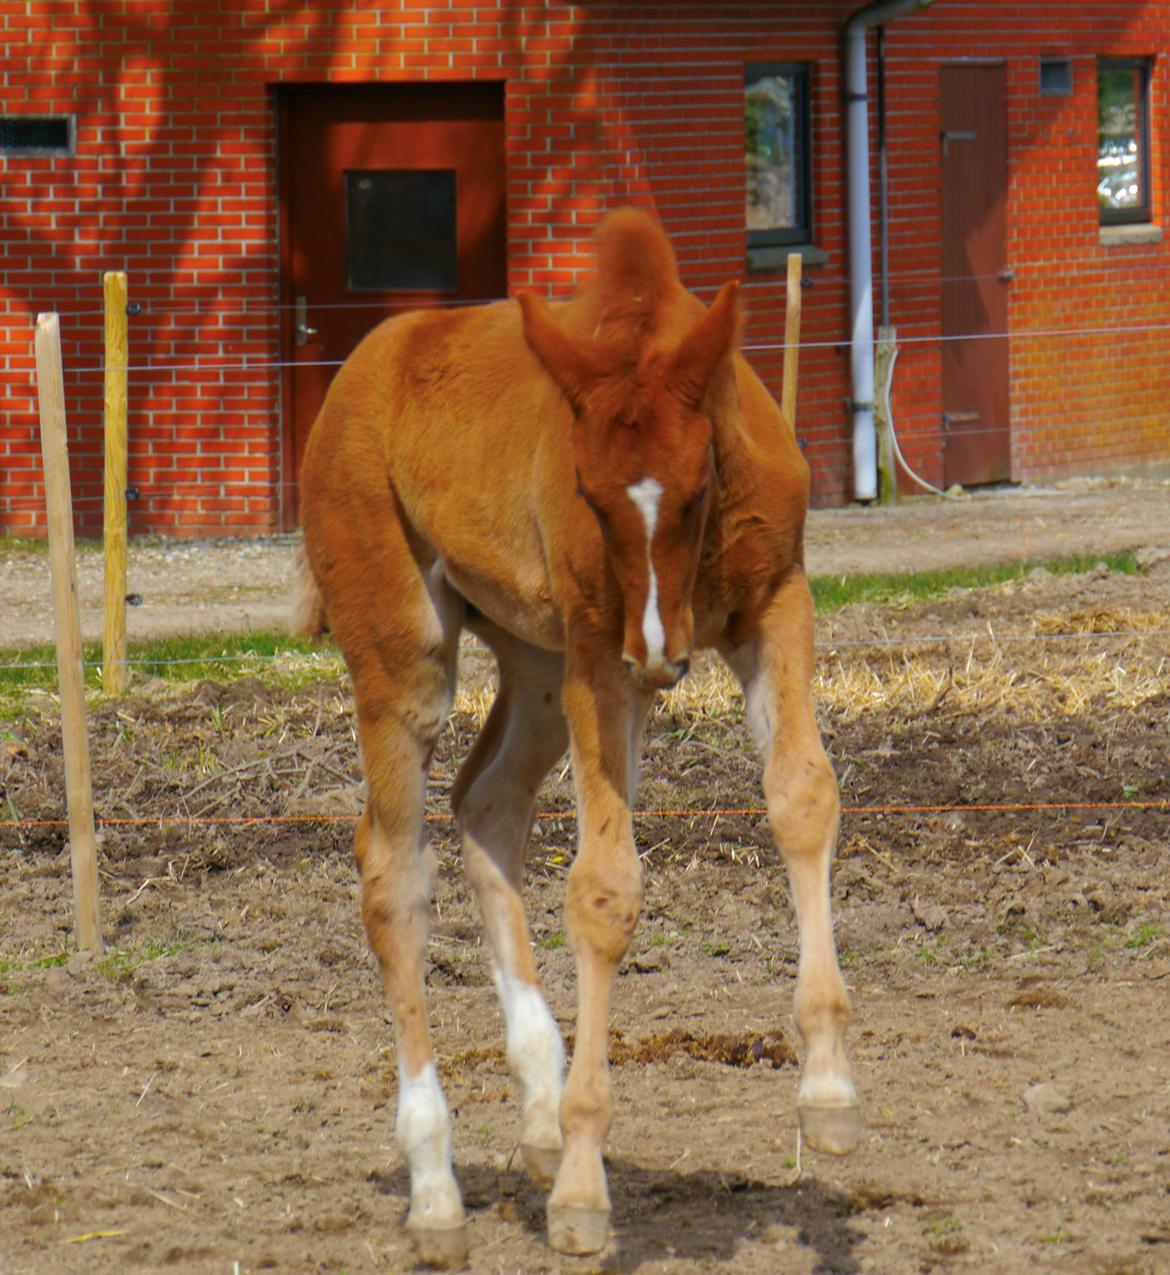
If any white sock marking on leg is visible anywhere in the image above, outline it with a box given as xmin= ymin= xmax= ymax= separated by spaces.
xmin=626 ymin=477 xmax=665 ymax=666
xmin=494 ymin=970 xmax=565 ymax=1149
xmin=397 ymin=1061 xmax=463 ymax=1228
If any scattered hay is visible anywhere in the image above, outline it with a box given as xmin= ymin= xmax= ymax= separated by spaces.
xmin=438 ymin=1045 xmax=506 ymax=1081
xmin=1006 ymin=987 xmax=1071 ymax=1010
xmin=452 ymin=608 xmax=1170 ymax=730
xmin=453 ymin=648 xmax=745 ymax=729
xmin=1031 ymin=606 xmax=1165 ymax=635
xmin=813 ymin=636 xmax=1170 ymax=722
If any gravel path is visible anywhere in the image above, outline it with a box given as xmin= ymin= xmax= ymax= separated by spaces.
xmin=3 ymin=475 xmax=1167 ymax=648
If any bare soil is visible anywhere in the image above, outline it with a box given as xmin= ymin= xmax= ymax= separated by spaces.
xmin=2 ymin=490 xmax=1170 ymax=1274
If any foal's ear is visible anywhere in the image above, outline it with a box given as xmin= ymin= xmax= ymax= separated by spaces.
xmin=669 ymin=280 xmax=741 ymax=408
xmin=518 ymin=293 xmax=603 ymax=413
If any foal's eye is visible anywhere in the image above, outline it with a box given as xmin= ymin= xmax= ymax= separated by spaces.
xmin=577 ymin=479 xmax=607 ymax=528
xmin=684 ymin=482 xmax=709 ymax=516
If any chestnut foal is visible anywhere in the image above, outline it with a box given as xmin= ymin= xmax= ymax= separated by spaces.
xmin=294 ymin=209 xmax=858 ymax=1264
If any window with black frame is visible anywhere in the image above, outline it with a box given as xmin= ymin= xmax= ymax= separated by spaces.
xmin=745 ymin=63 xmax=812 ymax=247
xmin=1097 ymin=58 xmax=1152 ymax=224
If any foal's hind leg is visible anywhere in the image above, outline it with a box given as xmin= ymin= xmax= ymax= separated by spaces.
xmin=453 ymin=624 xmax=568 ymax=1185
xmin=727 ymin=568 xmax=860 ymax=1155
xmin=313 ymin=528 xmax=466 ymax=1265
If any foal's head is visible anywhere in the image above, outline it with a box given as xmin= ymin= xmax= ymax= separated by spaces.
xmin=519 ymin=280 xmax=740 ymax=690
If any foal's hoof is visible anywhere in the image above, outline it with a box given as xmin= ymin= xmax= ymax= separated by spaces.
xmin=547 ymin=1203 xmax=611 ymax=1254
xmin=521 ymin=1142 xmax=562 ymax=1188
xmin=798 ymin=1100 xmax=861 ymax=1155
xmin=407 ymin=1221 xmax=469 ymax=1269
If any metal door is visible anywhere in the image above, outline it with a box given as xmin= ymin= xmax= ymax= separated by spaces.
xmin=278 ymin=84 xmax=506 ymax=528
xmin=940 ymin=64 xmax=1010 ymax=487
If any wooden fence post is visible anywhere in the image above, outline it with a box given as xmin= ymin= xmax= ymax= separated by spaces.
xmin=781 ymin=252 xmax=803 ymax=431
xmin=35 ymin=312 xmax=104 ymax=955
xmin=875 ymin=325 xmax=898 ymax=506
xmin=103 ymin=271 xmax=129 ymax=694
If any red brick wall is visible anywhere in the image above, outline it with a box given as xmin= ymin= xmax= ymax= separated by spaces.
xmin=1 ymin=1 xmax=1167 ymax=536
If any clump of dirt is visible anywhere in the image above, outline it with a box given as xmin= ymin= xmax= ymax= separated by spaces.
xmin=442 ymin=1029 xmax=797 ymax=1075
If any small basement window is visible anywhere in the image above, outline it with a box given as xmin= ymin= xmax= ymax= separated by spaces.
xmin=1039 ymin=58 xmax=1073 ymax=96
xmin=0 ymin=115 xmax=74 ymax=156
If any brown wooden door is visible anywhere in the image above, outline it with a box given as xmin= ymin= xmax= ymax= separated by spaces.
xmin=278 ymin=84 xmax=506 ymax=528
xmin=940 ymin=64 xmax=1010 ymax=487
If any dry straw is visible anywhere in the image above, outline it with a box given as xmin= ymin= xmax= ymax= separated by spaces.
xmin=450 ymin=605 xmax=1169 ymax=728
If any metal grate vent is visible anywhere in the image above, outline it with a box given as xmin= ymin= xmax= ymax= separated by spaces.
xmin=0 ymin=116 xmax=73 ymax=154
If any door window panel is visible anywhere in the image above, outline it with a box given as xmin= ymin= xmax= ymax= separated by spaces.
xmin=345 ymin=169 xmax=458 ymax=291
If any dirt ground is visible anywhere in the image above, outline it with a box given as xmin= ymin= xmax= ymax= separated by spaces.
xmin=2 ymin=487 xmax=1170 ymax=1274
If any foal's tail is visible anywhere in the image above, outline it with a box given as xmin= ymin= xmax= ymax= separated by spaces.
xmin=289 ymin=544 xmax=329 ymax=638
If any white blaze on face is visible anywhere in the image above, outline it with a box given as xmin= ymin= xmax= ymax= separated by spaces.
xmin=626 ymin=476 xmax=666 ymax=666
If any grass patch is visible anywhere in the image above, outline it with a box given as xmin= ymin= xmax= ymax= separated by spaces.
xmin=94 ymin=936 xmax=219 ymax=982
xmin=0 ymin=536 xmax=50 ymax=556
xmin=0 ymin=628 xmax=344 ymax=718
xmin=809 ymin=550 xmax=1138 ymax=615
xmin=1125 ymin=922 xmax=1162 ymax=950
xmin=0 ymin=950 xmax=68 ymax=977
xmin=952 ymin=946 xmax=993 ymax=973
xmin=5 ymin=1100 xmax=32 ymax=1131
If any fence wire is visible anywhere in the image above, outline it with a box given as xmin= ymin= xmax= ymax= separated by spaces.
xmin=1 ymin=797 xmax=1166 ymax=833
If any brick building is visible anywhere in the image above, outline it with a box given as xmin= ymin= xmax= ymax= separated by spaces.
xmin=1 ymin=1 xmax=1166 ymax=536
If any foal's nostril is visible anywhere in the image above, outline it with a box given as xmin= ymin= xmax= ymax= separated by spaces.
xmin=675 ymin=658 xmax=690 ymax=681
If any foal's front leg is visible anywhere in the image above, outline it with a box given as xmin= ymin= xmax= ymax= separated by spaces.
xmin=727 ymin=567 xmax=860 ymax=1154
xmin=547 ymin=661 xmax=652 ymax=1254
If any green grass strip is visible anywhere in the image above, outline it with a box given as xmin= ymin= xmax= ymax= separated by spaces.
xmin=0 ymin=629 xmax=329 ymax=685
xmin=809 ymin=550 xmax=1137 ymax=615
xmin=0 ymin=629 xmax=343 ymax=719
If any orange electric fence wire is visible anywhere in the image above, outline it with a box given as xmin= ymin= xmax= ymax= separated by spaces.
xmin=2 ymin=799 xmax=1166 ymax=831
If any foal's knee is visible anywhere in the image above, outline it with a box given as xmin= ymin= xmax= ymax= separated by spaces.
xmin=355 ymin=810 xmax=435 ymax=955
xmin=565 ymin=859 xmax=643 ymax=966
xmin=765 ymin=749 xmax=839 ymax=861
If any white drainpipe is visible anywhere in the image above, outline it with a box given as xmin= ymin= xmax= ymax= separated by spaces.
xmin=844 ymin=0 xmax=933 ymax=501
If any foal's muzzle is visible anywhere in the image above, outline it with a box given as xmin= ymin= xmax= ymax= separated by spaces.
xmin=621 ymin=653 xmax=690 ymax=691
